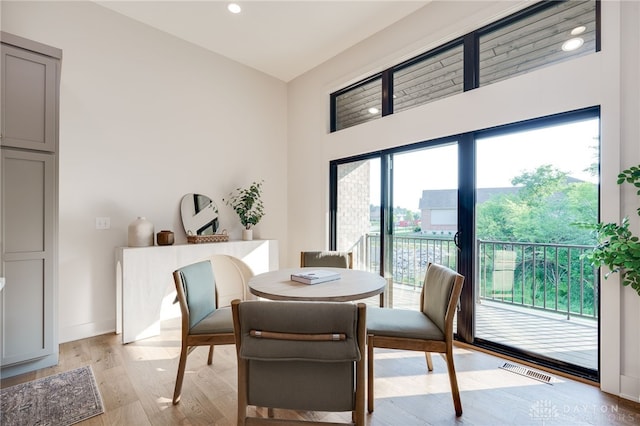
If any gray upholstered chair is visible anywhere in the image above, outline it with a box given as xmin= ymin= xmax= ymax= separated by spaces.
xmin=300 ymin=251 xmax=353 ymax=269
xmin=232 ymin=299 xmax=366 ymax=426
xmin=366 ymin=262 xmax=465 ymax=416
xmin=172 ymin=259 xmax=237 ymax=405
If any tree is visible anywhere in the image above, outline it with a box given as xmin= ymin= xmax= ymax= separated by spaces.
xmin=476 ymin=165 xmax=597 ymax=245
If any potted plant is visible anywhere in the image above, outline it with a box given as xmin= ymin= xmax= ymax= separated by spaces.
xmin=580 ymin=165 xmax=640 ymax=296
xmin=224 ymin=180 xmax=265 ymax=240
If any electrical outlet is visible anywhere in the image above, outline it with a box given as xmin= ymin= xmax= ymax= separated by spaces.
xmin=96 ymin=217 xmax=111 ymax=230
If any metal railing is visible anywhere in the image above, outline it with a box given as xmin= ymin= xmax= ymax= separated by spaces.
xmin=355 ymin=233 xmax=457 ymax=289
xmin=477 ymin=240 xmax=598 ymax=319
xmin=354 ymin=234 xmax=598 ymax=320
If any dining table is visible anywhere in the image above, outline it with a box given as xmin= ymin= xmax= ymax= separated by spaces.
xmin=248 ymin=267 xmax=386 ymax=302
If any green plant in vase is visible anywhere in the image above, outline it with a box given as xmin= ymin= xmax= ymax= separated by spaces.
xmin=224 ymin=180 xmax=265 ymax=240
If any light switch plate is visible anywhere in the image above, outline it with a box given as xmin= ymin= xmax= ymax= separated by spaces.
xmin=96 ymin=217 xmax=111 ymax=229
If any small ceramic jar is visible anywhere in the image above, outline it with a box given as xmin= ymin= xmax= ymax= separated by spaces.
xmin=156 ymin=230 xmax=175 ymax=246
xmin=128 ymin=217 xmax=154 ymax=247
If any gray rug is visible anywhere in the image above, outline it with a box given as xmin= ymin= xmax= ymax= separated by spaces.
xmin=1 ymin=365 xmax=104 ymax=425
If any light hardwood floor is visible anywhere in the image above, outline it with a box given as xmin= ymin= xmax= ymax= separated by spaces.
xmin=2 ymin=317 xmax=638 ymax=425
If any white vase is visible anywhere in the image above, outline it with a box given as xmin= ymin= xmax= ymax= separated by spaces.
xmin=242 ymin=229 xmax=253 ymax=241
xmin=128 ymin=217 xmax=155 ymax=247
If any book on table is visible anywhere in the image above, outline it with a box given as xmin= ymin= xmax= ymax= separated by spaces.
xmin=290 ymin=270 xmax=341 ymax=285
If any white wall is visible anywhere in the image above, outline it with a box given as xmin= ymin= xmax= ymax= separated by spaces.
xmin=618 ymin=0 xmax=640 ymax=402
xmin=1 ymin=1 xmax=288 ymax=342
xmin=287 ymin=0 xmax=639 ymax=401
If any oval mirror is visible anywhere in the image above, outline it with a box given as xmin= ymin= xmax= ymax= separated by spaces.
xmin=180 ymin=193 xmax=219 ymax=235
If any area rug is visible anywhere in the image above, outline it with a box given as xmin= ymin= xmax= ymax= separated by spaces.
xmin=0 ymin=365 xmax=104 ymax=425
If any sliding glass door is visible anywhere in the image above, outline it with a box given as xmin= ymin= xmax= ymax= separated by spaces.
xmin=474 ymin=116 xmax=600 ymax=375
xmin=387 ymin=143 xmax=459 ymax=309
xmin=332 ymin=141 xmax=459 ymax=309
xmin=330 ymin=108 xmax=600 ymax=380
xmin=333 ymin=156 xmax=383 ymax=306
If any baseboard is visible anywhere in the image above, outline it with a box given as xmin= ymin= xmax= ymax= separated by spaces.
xmin=59 ymin=319 xmax=115 ymax=344
xmin=620 ymin=374 xmax=640 ymax=403
xmin=1 ymin=351 xmax=59 ymax=379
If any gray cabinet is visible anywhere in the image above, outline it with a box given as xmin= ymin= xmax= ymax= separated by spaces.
xmin=1 ymin=32 xmax=60 ymax=378
xmin=1 ymin=44 xmax=58 ymax=152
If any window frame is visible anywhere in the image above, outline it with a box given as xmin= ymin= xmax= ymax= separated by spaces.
xmin=329 ymin=105 xmax=601 ymax=382
xmin=329 ymin=0 xmax=600 ymax=133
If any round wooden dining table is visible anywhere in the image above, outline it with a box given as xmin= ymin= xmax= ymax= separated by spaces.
xmin=248 ymin=267 xmax=386 ymax=302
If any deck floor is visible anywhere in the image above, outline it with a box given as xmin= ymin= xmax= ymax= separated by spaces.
xmin=474 ymin=300 xmax=597 ymax=370
xmin=363 ymin=284 xmax=598 ymax=371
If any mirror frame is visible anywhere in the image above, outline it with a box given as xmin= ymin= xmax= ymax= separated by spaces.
xmin=180 ymin=193 xmax=219 ymax=236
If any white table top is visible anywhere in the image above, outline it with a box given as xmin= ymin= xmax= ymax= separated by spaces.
xmin=248 ymin=267 xmax=386 ymax=302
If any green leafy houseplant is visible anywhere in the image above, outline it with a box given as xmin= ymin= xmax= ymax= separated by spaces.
xmin=224 ymin=181 xmax=265 ymax=230
xmin=581 ymin=165 xmax=640 ymax=296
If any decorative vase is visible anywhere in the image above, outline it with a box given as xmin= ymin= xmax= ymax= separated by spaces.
xmin=128 ymin=217 xmax=154 ymax=247
xmin=156 ymin=230 xmax=174 ymax=246
xmin=242 ymin=229 xmax=253 ymax=241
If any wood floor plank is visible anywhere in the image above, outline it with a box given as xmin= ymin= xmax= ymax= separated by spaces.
xmin=105 ymin=400 xmax=152 ymax=426
xmin=1 ymin=317 xmax=638 ymax=425
xmin=94 ymin=364 xmax=141 ymax=411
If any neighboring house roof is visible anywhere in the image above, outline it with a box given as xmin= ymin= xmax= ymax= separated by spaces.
xmin=419 ymin=187 xmax=520 ymax=210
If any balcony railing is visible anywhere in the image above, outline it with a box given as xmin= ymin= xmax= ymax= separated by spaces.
xmin=356 ymin=233 xmax=457 ymax=288
xmin=477 ymin=240 xmax=598 ymax=319
xmin=355 ymin=234 xmax=598 ymax=320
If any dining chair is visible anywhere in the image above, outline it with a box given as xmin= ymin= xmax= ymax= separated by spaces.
xmin=366 ymin=262 xmax=465 ymax=416
xmin=300 ymin=250 xmax=353 ymax=269
xmin=300 ymin=250 xmax=386 ymax=307
xmin=172 ymin=257 xmax=245 ymax=405
xmin=232 ymin=299 xmax=366 ymax=426
xmin=209 ymin=254 xmax=256 ymax=306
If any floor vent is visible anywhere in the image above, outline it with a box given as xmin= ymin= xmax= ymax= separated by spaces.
xmin=499 ymin=362 xmax=554 ymax=384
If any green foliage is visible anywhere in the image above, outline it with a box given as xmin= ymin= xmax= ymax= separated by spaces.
xmin=476 ymin=165 xmax=601 ymax=313
xmin=479 ymin=245 xmax=597 ymax=317
xmin=579 ymin=165 xmax=640 ymax=296
xmin=224 ymin=180 xmax=265 ymax=230
xmin=511 ymin=165 xmax=566 ymax=207
xmin=476 ymin=165 xmax=597 ymax=245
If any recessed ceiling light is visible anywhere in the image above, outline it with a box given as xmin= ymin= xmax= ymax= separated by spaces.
xmin=368 ymin=107 xmax=379 ymax=114
xmin=570 ymin=26 xmax=586 ymax=36
xmin=228 ymin=3 xmax=241 ymax=14
xmin=562 ymin=37 xmax=584 ymax=52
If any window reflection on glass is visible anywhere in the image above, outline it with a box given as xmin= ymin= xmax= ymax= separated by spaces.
xmin=394 ymin=44 xmax=464 ymax=113
xmin=479 ymin=0 xmax=596 ymax=86
xmin=334 ymin=78 xmax=382 ymax=131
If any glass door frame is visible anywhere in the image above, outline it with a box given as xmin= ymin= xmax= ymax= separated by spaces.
xmin=469 ymin=107 xmax=601 ymax=381
xmin=329 ymin=106 xmax=600 ymax=382
xmin=329 ymin=136 xmax=463 ymax=307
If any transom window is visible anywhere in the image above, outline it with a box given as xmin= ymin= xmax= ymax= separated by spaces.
xmin=330 ymin=0 xmax=598 ymax=133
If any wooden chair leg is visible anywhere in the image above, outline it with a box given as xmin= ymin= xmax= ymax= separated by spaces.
xmin=425 ymin=352 xmax=434 ymax=372
xmin=237 ymin=360 xmax=248 ymax=426
xmin=267 ymin=407 xmax=274 ymax=418
xmin=445 ymin=352 xmax=463 ymax=417
xmin=173 ymin=346 xmax=189 ymax=405
xmin=207 ymin=345 xmax=214 ymax=365
xmin=367 ymin=334 xmax=374 ymax=413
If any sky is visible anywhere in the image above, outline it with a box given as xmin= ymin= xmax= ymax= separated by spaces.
xmin=369 ymin=118 xmax=599 ymax=210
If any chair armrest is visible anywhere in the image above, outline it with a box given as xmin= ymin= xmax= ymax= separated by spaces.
xmin=250 ymin=329 xmax=346 ymax=341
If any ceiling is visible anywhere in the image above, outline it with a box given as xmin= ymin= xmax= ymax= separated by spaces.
xmin=96 ymin=1 xmax=430 ymax=82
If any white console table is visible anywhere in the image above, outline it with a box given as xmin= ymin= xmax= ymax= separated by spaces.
xmin=116 ymin=239 xmax=278 ymax=343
